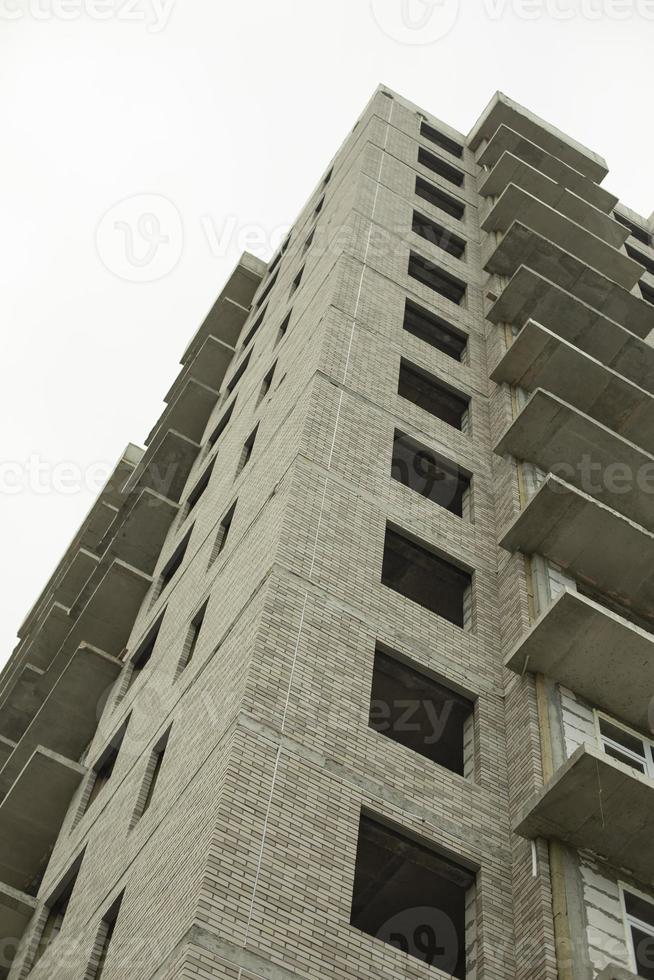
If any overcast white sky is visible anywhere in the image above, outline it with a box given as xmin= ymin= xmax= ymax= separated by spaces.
xmin=1 ymin=0 xmax=652 ymax=667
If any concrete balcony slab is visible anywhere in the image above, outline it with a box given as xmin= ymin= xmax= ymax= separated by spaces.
xmin=165 ymin=334 xmax=235 ymax=406
xmin=505 ymin=588 xmax=654 ymax=732
xmin=480 ymin=156 xmax=627 ymax=248
xmin=51 ymin=548 xmax=99 ymax=608
xmin=0 ymin=881 xmax=37 ymax=979
xmin=477 ymin=125 xmax=618 ymax=213
xmin=496 ymin=388 xmax=654 ymax=530
xmin=485 ymin=226 xmax=654 ymax=339
xmin=127 ymin=428 xmax=200 ymax=503
xmin=0 ymin=644 xmax=122 ymax=796
xmin=20 ymin=603 xmax=71 ymax=672
xmin=515 ymin=744 xmax=654 ymax=878
xmin=483 ymin=186 xmax=641 ymax=287
xmin=500 ymin=475 xmax=654 ymax=616
xmin=145 ymin=378 xmax=218 ymax=447
xmin=492 ymin=321 xmax=654 ymax=454
xmin=0 ymin=747 xmax=85 ymax=895
xmin=0 ymin=667 xmax=43 ymax=744
xmin=0 ymin=740 xmax=15 ymax=771
xmin=488 ymin=267 xmax=654 ymax=379
xmin=99 ymin=488 xmax=178 ymax=576
xmin=69 ymin=559 xmax=151 ymax=657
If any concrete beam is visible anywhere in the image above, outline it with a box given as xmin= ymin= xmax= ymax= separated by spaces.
xmin=165 ymin=334 xmax=235 ymax=406
xmin=505 ymin=588 xmax=654 ymax=733
xmin=496 ymin=388 xmax=654 ymax=530
xmin=0 ymin=644 xmax=122 ymax=795
xmin=125 ymin=429 xmax=200 ymax=504
xmin=499 ymin=474 xmax=654 ymax=617
xmin=469 ymin=91 xmax=608 ymax=182
xmin=488 ymin=267 xmax=654 ymax=385
xmin=477 ymin=125 xmax=618 ymax=213
xmin=480 ymin=156 xmax=626 ymax=248
xmin=0 ymin=747 xmax=85 ymax=895
xmin=145 ymin=378 xmax=218 ymax=447
xmin=483 ymin=186 xmax=641 ymax=288
xmin=0 ymin=881 xmax=37 ymax=980
xmin=515 ymin=744 xmax=654 ymax=879
xmin=492 ymin=322 xmax=654 ymax=454
xmin=100 ymin=488 xmax=178 ymax=575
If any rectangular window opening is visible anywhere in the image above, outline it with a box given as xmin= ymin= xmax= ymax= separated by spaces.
xmin=382 ymin=525 xmax=473 ymax=628
xmin=159 ymin=528 xmax=192 ymax=593
xmin=420 ymin=120 xmax=464 ymax=158
xmin=128 ymin=611 xmax=165 ymax=686
xmin=408 ymin=252 xmax=467 ymax=305
xmin=254 ymin=270 xmax=278 ymax=309
xmin=135 ymin=728 xmax=170 ymax=821
xmin=240 ymin=306 xmax=267 ymax=350
xmin=391 ymin=430 xmax=471 ymax=517
xmin=179 ymin=600 xmax=208 ymax=673
xmin=412 ymin=211 xmax=466 ymax=260
xmin=289 ymin=265 xmax=305 ymax=297
xmin=403 ymin=299 xmax=467 ymax=361
xmin=238 ymin=425 xmax=259 ymax=472
xmin=624 ymin=887 xmax=654 ymax=980
xmin=259 ymin=361 xmax=277 ymax=402
xmin=207 ymin=399 xmax=235 ymax=451
xmin=369 ymin=648 xmax=474 ymax=775
xmin=84 ymin=719 xmax=129 ymax=814
xmin=350 ymin=814 xmax=474 ymax=978
xmin=415 ymin=176 xmax=465 ymax=221
xmin=313 ymin=195 xmax=325 ymax=217
xmin=625 ymin=244 xmax=654 ymax=276
xmin=209 ymin=500 xmax=236 ymax=565
xmin=597 ymin=714 xmax=654 ymax=778
xmin=303 ymin=228 xmax=315 ymax=254
xmin=34 ymin=852 xmax=85 ymax=965
xmin=640 ymin=281 xmax=654 ymax=306
xmin=185 ymin=458 xmax=215 ymax=516
xmin=418 ymin=146 xmax=464 ymax=187
xmin=88 ymin=892 xmax=124 ymax=980
xmin=226 ymin=350 xmax=251 ymax=395
xmin=275 ymin=310 xmax=292 ymax=346
xmin=398 ymin=359 xmax=470 ymax=430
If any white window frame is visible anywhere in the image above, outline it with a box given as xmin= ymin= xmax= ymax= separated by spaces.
xmin=619 ymin=881 xmax=654 ymax=977
xmin=594 ymin=710 xmax=654 ymax=779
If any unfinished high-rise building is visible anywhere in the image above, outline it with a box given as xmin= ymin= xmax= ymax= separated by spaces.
xmin=1 ymin=87 xmax=654 ymax=980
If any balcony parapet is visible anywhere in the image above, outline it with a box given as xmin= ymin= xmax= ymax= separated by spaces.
xmin=515 ymin=744 xmax=654 ymax=880
xmin=165 ymin=334 xmax=235 ymax=407
xmin=487 ymin=267 xmax=654 ymax=385
xmin=477 ymin=124 xmax=618 ymax=213
xmin=123 ymin=428 xmax=200 ymax=504
xmin=482 ymin=186 xmax=641 ymax=288
xmin=500 ymin=474 xmax=654 ymax=618
xmin=145 ymin=378 xmax=219 ymax=448
xmin=505 ymin=588 xmax=654 ymax=732
xmin=492 ymin=324 xmax=654 ymax=455
xmin=96 ymin=487 xmax=178 ymax=576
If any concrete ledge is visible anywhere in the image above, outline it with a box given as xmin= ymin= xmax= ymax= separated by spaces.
xmin=99 ymin=487 xmax=178 ymax=575
xmin=145 ymin=377 xmax=218 ymax=447
xmin=496 ymin=388 xmax=654 ymax=530
xmin=469 ymin=91 xmax=608 ymax=181
xmin=477 ymin=125 xmax=618 ymax=213
xmin=515 ymin=744 xmax=654 ymax=879
xmin=0 ymin=881 xmax=37 ymax=979
xmin=487 ymin=229 xmax=654 ymax=340
xmin=480 ymin=161 xmax=626 ymax=249
xmin=492 ymin=321 xmax=654 ymax=454
xmin=499 ymin=474 xmax=654 ymax=615
xmin=505 ymin=588 xmax=654 ymax=733
xmin=0 ymin=739 xmax=16 ymax=771
xmin=0 ymin=644 xmax=122 ymax=795
xmin=125 ymin=428 xmax=200 ymax=504
xmin=0 ymin=667 xmax=43 ymax=744
xmin=165 ymin=334 xmax=235 ymax=406
xmin=0 ymin=747 xmax=85 ymax=895
xmin=483 ymin=187 xmax=641 ymax=288
xmin=488 ymin=268 xmax=654 ymax=388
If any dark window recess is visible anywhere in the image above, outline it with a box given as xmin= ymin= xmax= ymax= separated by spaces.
xmin=398 ymin=360 xmax=469 ymax=430
xmin=303 ymin=228 xmax=315 ymax=254
xmin=418 ymin=146 xmax=464 ymax=187
xmin=290 ymin=265 xmax=305 ymax=296
xmin=392 ymin=431 xmax=471 ymax=516
xmin=186 ymin=459 xmax=214 ymax=515
xmin=382 ymin=526 xmax=472 ymax=627
xmin=403 ymin=299 xmax=467 ymax=361
xmin=259 ymin=361 xmax=277 ymax=401
xmin=314 ymin=195 xmax=325 ymax=216
xmin=90 ymin=893 xmax=124 ymax=980
xmin=240 ymin=425 xmax=258 ymax=470
xmin=350 ymin=815 xmax=474 ymax=978
xmin=420 ymin=120 xmax=464 ymax=158
xmin=614 ymin=212 xmax=652 ymax=247
xmin=625 ymin=244 xmax=654 ymax=276
xmin=369 ymin=648 xmax=474 ymax=773
xmin=180 ymin=601 xmax=207 ymax=672
xmin=276 ymin=310 xmax=292 ymax=346
xmin=34 ymin=854 xmax=84 ymax=964
xmin=640 ymin=281 xmax=654 ymax=306
xmin=254 ymin=270 xmax=278 ymax=309
xmin=208 ymin=399 xmax=235 ymax=449
xmin=160 ymin=528 xmax=192 ymax=592
xmin=415 ymin=176 xmax=465 ymax=221
xmin=323 ymin=167 xmax=333 ymax=186
xmin=86 ymin=720 xmax=128 ymax=812
xmin=241 ymin=306 xmax=267 ymax=350
xmin=140 ymin=729 xmax=170 ymax=817
xmin=129 ymin=613 xmax=165 ymax=684
xmin=412 ymin=211 xmax=466 ymax=260
xmin=211 ymin=500 xmax=236 ymax=563
xmin=625 ymin=889 xmax=654 ymax=980
xmin=266 ymin=250 xmax=283 ymax=278
xmin=226 ymin=350 xmax=251 ymax=394
xmin=408 ymin=252 xmax=467 ymax=305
